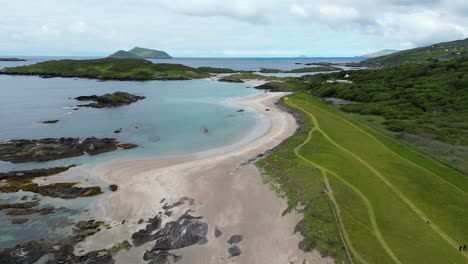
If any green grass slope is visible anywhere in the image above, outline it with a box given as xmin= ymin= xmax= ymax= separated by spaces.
xmin=108 ymin=50 xmax=143 ymax=59
xmin=300 ymin=58 xmax=468 ymax=172
xmin=258 ymin=92 xmax=468 ymax=263
xmin=354 ymin=38 xmax=468 ymax=67
xmin=0 ymin=58 xmax=229 ymax=80
xmin=128 ymin=47 xmax=172 ymax=59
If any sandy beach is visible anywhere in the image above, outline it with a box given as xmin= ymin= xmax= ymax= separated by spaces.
xmin=77 ymin=92 xmax=333 ymax=264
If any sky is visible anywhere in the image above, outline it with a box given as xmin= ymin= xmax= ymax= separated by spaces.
xmin=1 ymin=0 xmax=468 ymax=57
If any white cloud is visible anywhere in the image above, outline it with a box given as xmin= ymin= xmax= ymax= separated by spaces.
xmin=290 ymin=4 xmax=307 ymax=18
xmin=319 ymin=5 xmax=361 ymax=23
xmin=156 ymin=0 xmax=275 ymax=23
xmin=290 ymin=0 xmax=468 ymax=47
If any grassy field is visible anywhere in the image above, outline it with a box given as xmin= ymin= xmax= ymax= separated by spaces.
xmin=257 ymin=92 xmax=468 ymax=263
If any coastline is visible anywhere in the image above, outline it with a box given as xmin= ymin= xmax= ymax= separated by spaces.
xmin=78 ymin=92 xmax=332 ymax=264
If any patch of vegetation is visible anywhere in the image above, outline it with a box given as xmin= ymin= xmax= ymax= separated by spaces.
xmin=128 ymin=47 xmax=172 ymax=59
xmin=1 ymin=58 xmax=236 ymax=80
xmin=300 ymin=58 xmax=468 ymax=149
xmin=109 ymin=240 xmax=132 ymax=254
xmin=258 ymin=93 xmax=468 ymax=263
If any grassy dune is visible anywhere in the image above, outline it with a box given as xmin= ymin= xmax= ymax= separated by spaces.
xmin=258 ymin=92 xmax=468 ymax=263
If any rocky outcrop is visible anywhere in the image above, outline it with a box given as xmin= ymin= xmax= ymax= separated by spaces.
xmin=0 ymin=137 xmax=137 ymax=163
xmin=227 ymin=234 xmax=243 ymax=244
xmin=131 ymin=216 xmax=162 ymax=246
xmin=75 ymin=92 xmax=145 ymax=108
xmin=132 ymin=213 xmax=208 ymax=263
xmin=0 ymin=166 xmax=103 ymax=199
xmin=0 ymin=241 xmax=115 ymax=264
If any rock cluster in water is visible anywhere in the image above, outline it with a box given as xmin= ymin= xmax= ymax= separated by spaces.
xmin=0 ymin=137 xmax=137 ymax=163
xmin=0 ymin=220 xmax=115 ymax=264
xmin=0 ymin=166 xmax=103 ymax=199
xmin=75 ymin=91 xmax=145 ymax=108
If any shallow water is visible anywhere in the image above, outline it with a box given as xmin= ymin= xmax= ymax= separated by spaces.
xmin=0 ymin=76 xmax=262 ymax=171
xmin=0 ymin=75 xmax=263 ymax=247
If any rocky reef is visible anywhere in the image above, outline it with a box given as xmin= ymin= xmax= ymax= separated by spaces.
xmin=0 ymin=137 xmax=137 ymax=163
xmin=0 ymin=219 xmax=117 ymax=264
xmin=0 ymin=166 xmax=103 ymax=199
xmin=75 ymin=92 xmax=145 ymax=108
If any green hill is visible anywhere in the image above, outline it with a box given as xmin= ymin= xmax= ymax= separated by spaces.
xmin=353 ymin=38 xmax=468 ymax=67
xmin=128 ymin=47 xmax=172 ymax=59
xmin=108 ymin=50 xmax=143 ymax=59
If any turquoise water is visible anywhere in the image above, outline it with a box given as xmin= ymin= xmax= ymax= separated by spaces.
xmin=0 ymin=75 xmax=263 ymax=247
xmin=0 ymin=75 xmax=261 ymax=171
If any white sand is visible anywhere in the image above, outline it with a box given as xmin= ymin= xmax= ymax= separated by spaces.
xmin=76 ymin=92 xmax=333 ymax=264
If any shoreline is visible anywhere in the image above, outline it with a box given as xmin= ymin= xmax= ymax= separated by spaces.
xmin=77 ymin=92 xmax=332 ymax=263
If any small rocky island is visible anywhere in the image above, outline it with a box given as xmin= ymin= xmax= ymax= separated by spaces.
xmin=75 ymin=91 xmax=145 ymax=108
xmin=0 ymin=58 xmax=26 ymax=61
xmin=0 ymin=137 xmax=137 ymax=163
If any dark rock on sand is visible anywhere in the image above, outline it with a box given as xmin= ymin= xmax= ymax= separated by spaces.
xmin=113 ymin=129 xmax=122 ymax=134
xmin=109 ymin=184 xmax=118 ymax=192
xmin=133 ymin=213 xmax=208 ymax=257
xmin=75 ymin=92 xmax=145 ymax=108
xmin=215 ymin=227 xmax=223 ymax=238
xmin=0 ymin=137 xmax=135 ymax=163
xmin=228 ymin=245 xmax=241 ymax=258
xmin=143 ymin=250 xmax=182 ymax=264
xmin=131 ymin=216 xmax=162 ymax=246
xmin=149 ymin=213 xmax=208 ymax=250
xmin=227 ymin=234 xmax=243 ymax=244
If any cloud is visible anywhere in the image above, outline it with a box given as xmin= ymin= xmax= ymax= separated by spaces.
xmin=290 ymin=4 xmax=307 ymax=18
xmin=156 ymin=0 xmax=275 ymax=24
xmin=290 ymin=0 xmax=468 ymax=47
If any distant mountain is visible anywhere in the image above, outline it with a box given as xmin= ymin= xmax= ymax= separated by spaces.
xmin=108 ymin=50 xmax=143 ymax=59
xmin=108 ymin=47 xmax=172 ymax=59
xmin=360 ymin=49 xmax=398 ymax=58
xmin=353 ymin=38 xmax=468 ymax=67
xmin=128 ymin=47 xmax=172 ymax=59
